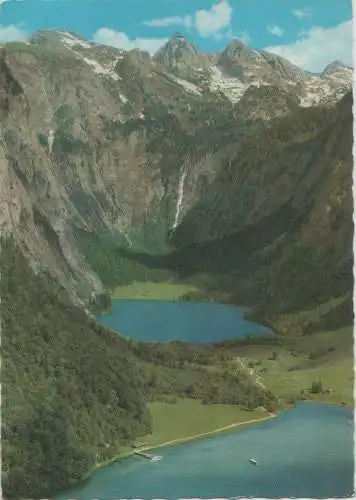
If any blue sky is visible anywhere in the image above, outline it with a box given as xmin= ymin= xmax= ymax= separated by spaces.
xmin=0 ymin=0 xmax=353 ymax=71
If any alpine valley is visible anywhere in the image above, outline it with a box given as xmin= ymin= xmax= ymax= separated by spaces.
xmin=1 ymin=30 xmax=353 ymax=499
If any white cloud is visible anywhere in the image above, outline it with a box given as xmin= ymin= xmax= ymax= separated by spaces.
xmin=0 ymin=24 xmax=27 ymax=42
xmin=267 ymin=25 xmax=284 ymax=37
xmin=142 ymin=15 xmax=192 ymax=29
xmin=195 ymin=0 xmax=233 ymax=38
xmin=142 ymin=1 xmax=233 ymax=39
xmin=264 ymin=20 xmax=352 ymax=72
xmin=92 ymin=28 xmax=168 ymax=55
xmin=292 ymin=7 xmax=312 ymax=19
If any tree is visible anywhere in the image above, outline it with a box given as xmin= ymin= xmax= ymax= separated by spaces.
xmin=310 ymin=380 xmax=323 ymax=394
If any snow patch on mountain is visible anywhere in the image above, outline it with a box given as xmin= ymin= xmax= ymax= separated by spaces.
xmin=209 ymin=66 xmax=247 ymax=102
xmin=58 ymin=33 xmax=121 ymax=81
xmin=170 ymin=75 xmax=202 ymax=96
xmin=81 ymin=56 xmax=120 ymax=80
xmin=119 ymin=93 xmax=128 ymax=104
xmin=59 ymin=31 xmax=92 ymax=50
xmin=299 ymin=68 xmax=352 ymax=107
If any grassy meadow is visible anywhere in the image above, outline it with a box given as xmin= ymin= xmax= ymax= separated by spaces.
xmin=233 ymin=326 xmax=353 ymax=407
xmin=111 ymin=281 xmax=200 ymax=300
xmin=141 ymin=398 xmax=269 ymax=447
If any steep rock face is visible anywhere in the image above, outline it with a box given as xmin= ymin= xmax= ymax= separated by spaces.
xmin=171 ymin=104 xmax=332 ymax=243
xmin=0 ymin=53 xmax=99 ymax=303
xmin=232 ymin=84 xmax=300 ymax=122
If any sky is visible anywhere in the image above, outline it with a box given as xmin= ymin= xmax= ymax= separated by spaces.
xmin=0 ymin=0 xmax=353 ymax=72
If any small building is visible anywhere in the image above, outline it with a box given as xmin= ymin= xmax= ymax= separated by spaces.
xmin=131 ymin=442 xmax=147 ymax=449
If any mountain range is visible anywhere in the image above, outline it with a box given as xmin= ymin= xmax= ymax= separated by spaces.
xmin=0 ymin=29 xmax=352 ymax=312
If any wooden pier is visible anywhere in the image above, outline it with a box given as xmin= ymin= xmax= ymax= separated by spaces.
xmin=134 ymin=451 xmax=162 ymax=461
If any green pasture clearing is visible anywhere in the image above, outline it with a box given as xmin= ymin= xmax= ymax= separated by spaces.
xmin=111 ymin=281 xmax=201 ymax=300
xmin=235 ymin=326 xmax=353 ymax=406
xmin=139 ymin=398 xmax=269 ymax=447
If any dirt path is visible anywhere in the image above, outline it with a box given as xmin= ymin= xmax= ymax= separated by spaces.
xmin=238 ymin=357 xmax=266 ymax=389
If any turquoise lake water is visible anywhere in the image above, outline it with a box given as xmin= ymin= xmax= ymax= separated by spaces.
xmin=96 ymin=299 xmax=274 ymax=343
xmin=56 ymin=402 xmax=354 ymax=499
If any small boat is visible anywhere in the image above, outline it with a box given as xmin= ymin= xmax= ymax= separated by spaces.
xmin=151 ymin=455 xmax=162 ymax=462
xmin=249 ymin=458 xmax=258 ymax=466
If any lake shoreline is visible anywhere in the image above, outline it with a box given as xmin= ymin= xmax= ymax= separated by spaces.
xmin=87 ymin=411 xmax=278 ymax=477
xmin=97 ymin=298 xmax=274 ymax=344
xmin=55 ymin=400 xmax=352 ymax=499
xmin=84 ymin=397 xmax=354 ymax=482
xmin=55 ymin=401 xmax=353 ymax=500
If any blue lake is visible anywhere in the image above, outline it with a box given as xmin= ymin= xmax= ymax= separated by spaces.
xmin=96 ymin=299 xmax=274 ymax=343
xmin=56 ymin=402 xmax=354 ymax=499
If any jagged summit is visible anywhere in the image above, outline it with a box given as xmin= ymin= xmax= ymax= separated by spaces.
xmin=154 ymin=32 xmax=200 ymax=60
xmin=1 ymin=28 xmax=351 ymax=109
xmin=153 ymin=31 xmax=210 ymax=81
xmin=219 ymin=38 xmax=255 ymax=64
xmin=29 ymin=30 xmax=61 ymax=46
xmin=171 ymin=31 xmax=188 ymax=41
xmin=30 ymin=29 xmax=87 ymax=46
xmin=324 ymin=60 xmax=348 ymax=69
xmin=224 ymin=38 xmax=248 ymax=50
xmin=322 ymin=60 xmax=350 ymax=75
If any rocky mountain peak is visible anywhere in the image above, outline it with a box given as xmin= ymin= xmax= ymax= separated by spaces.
xmin=217 ymin=40 xmax=266 ymax=82
xmin=154 ymin=33 xmax=199 ymax=62
xmin=153 ymin=32 xmax=211 ymax=80
xmin=220 ymin=38 xmax=260 ymax=60
xmin=321 ymin=60 xmax=350 ymax=76
xmin=217 ymin=39 xmax=308 ymax=86
xmin=171 ymin=31 xmax=190 ymax=42
xmin=122 ymin=48 xmax=152 ymax=64
xmin=29 ymin=30 xmax=59 ymax=44
xmin=30 ymin=30 xmax=86 ymax=48
xmin=223 ymin=38 xmax=248 ymax=52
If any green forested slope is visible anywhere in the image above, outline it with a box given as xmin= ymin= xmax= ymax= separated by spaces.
xmin=1 ymin=238 xmax=151 ymax=498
